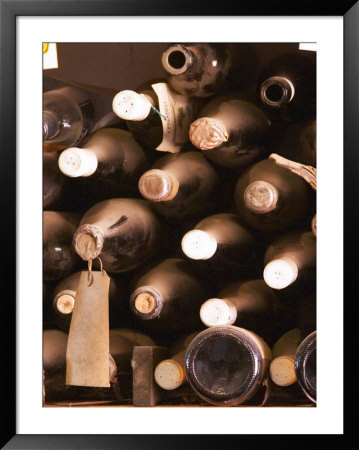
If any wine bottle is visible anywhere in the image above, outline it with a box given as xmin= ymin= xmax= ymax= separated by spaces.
xmin=138 ymin=151 xmax=220 ymax=220
xmin=161 ymin=43 xmax=251 ymax=98
xmin=43 ymin=211 xmax=82 ymax=281
xmin=189 ymin=93 xmax=271 ymax=169
xmin=311 ymin=214 xmax=317 ymax=236
xmin=234 ymin=157 xmax=316 ymax=234
xmin=43 ymin=329 xmax=69 ymax=375
xmin=112 ymin=81 xmax=200 ymax=153
xmin=181 ymin=213 xmax=263 ymax=281
xmin=73 ymin=198 xmax=163 ymax=273
xmin=51 ymin=270 xmax=118 ymax=333
xmin=295 ymin=330 xmax=316 ymax=403
xmin=43 ymin=84 xmax=119 ymax=151
xmin=154 ymin=332 xmax=199 ymax=391
xmin=43 ymin=151 xmax=67 ymax=210
xmin=58 ymin=128 xmax=149 ymax=200
xmin=128 ymin=258 xmax=208 ymax=339
xmin=185 ymin=325 xmax=272 ymax=406
xmin=257 ymin=51 xmax=316 ymax=122
xmin=199 ymin=279 xmax=292 ymax=345
xmin=263 ymin=230 xmax=316 ymax=290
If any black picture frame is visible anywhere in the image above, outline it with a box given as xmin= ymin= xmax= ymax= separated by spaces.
xmin=1 ymin=1 xmax=356 ymax=448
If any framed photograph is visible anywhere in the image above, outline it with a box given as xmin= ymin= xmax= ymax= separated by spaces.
xmin=1 ymin=1 xmax=355 ymax=447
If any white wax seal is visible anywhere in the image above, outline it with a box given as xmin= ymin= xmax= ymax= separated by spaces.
xmin=112 ymin=90 xmax=153 ymax=121
xmin=200 ymin=298 xmax=237 ymax=327
xmin=263 ymin=258 xmax=299 ymax=289
xmin=58 ymin=148 xmax=98 ymax=177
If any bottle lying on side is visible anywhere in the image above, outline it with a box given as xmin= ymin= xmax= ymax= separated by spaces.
xmin=112 ymin=81 xmax=201 ymax=153
xmin=138 ymin=150 xmax=220 ymax=221
xmin=43 ymin=151 xmax=68 ymax=210
xmin=188 ymin=92 xmax=271 ymax=169
xmin=73 ymin=198 xmax=164 ymax=273
xmin=58 ymin=128 xmax=149 ymax=201
xmin=43 ymin=82 xmax=121 ymax=151
xmin=128 ymin=258 xmax=209 ymax=340
xmin=234 ymin=156 xmax=316 ymax=235
xmin=43 ymin=211 xmax=82 ymax=281
xmin=184 ymin=325 xmax=272 ymax=406
xmin=263 ymin=229 xmax=316 ymax=291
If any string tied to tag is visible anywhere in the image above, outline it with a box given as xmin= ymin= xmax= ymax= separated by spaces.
xmin=87 ymin=256 xmax=107 ymax=287
xmin=269 ymin=153 xmax=317 ymax=190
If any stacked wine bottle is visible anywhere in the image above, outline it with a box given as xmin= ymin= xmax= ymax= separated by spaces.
xmin=43 ymin=42 xmax=316 ymax=407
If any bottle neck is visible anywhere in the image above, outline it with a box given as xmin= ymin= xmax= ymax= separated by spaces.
xmin=263 ymin=257 xmax=299 ymax=290
xmin=112 ymin=90 xmax=154 ymax=121
xmin=73 ymin=224 xmax=104 ymax=261
xmin=269 ymin=356 xmax=297 ymax=387
xmin=43 ymin=110 xmax=61 ymax=140
xmin=161 ymin=44 xmax=199 ymax=75
xmin=58 ymin=147 xmax=98 ymax=177
xmin=260 ymin=76 xmax=295 ymax=108
xmin=154 ymin=358 xmax=186 ymax=390
xmin=129 ymin=286 xmax=163 ymax=320
xmin=54 ymin=290 xmax=76 ymax=315
xmin=189 ymin=117 xmax=229 ymax=150
xmin=138 ymin=169 xmax=179 ymax=202
xmin=200 ymin=298 xmax=238 ymax=326
xmin=243 ymin=180 xmax=279 ymax=214
xmin=181 ymin=229 xmax=218 ymax=260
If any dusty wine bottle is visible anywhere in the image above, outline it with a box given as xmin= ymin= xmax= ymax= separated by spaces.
xmin=234 ymin=157 xmax=316 ymax=234
xmin=138 ymin=151 xmax=220 ymax=220
xmin=51 ymin=270 xmax=118 ymax=333
xmin=154 ymin=332 xmax=199 ymax=391
xmin=181 ymin=212 xmax=263 ymax=281
xmin=43 ymin=84 xmax=119 ymax=151
xmin=43 ymin=211 xmax=82 ymax=281
xmin=58 ymin=128 xmax=148 ymax=199
xmin=257 ymin=51 xmax=316 ymax=122
xmin=43 ymin=151 xmax=67 ymax=210
xmin=129 ymin=258 xmax=209 ymax=338
xmin=112 ymin=81 xmax=200 ymax=153
xmin=161 ymin=43 xmax=241 ymax=98
xmin=73 ymin=198 xmax=163 ymax=273
xmin=185 ymin=325 xmax=272 ymax=406
xmin=295 ymin=330 xmax=316 ymax=403
xmin=263 ymin=230 xmax=316 ymax=290
xmin=189 ymin=93 xmax=271 ymax=169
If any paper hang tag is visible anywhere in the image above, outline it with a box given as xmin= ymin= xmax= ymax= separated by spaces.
xmin=66 ymin=270 xmax=111 ymax=387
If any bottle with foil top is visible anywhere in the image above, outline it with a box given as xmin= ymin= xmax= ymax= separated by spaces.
xmin=294 ymin=330 xmax=316 ymax=403
xmin=189 ymin=93 xmax=271 ymax=169
xmin=112 ymin=82 xmax=201 ymax=153
xmin=154 ymin=331 xmax=199 ymax=391
xmin=263 ymin=230 xmax=316 ymax=290
xmin=138 ymin=150 xmax=220 ymax=220
xmin=43 ymin=211 xmax=82 ymax=281
xmin=58 ymin=128 xmax=149 ymax=200
xmin=73 ymin=198 xmax=163 ymax=273
xmin=43 ymin=84 xmax=119 ymax=151
xmin=128 ymin=258 xmax=209 ymax=339
xmin=257 ymin=51 xmax=316 ymax=122
xmin=185 ymin=326 xmax=272 ymax=406
xmin=181 ymin=212 xmax=264 ymax=283
xmin=234 ymin=157 xmax=316 ymax=234
xmin=161 ymin=43 xmax=235 ymax=98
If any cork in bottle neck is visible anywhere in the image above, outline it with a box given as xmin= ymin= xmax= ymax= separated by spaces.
xmin=154 ymin=359 xmax=186 ymax=390
xmin=55 ymin=290 xmax=76 ymax=315
xmin=129 ymin=286 xmax=163 ymax=319
xmin=244 ymin=180 xmax=279 ymax=214
xmin=263 ymin=258 xmax=299 ymax=290
xmin=269 ymin=356 xmax=297 ymax=386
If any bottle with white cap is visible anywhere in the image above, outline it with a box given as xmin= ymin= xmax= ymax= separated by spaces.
xmin=43 ymin=211 xmax=82 ymax=281
xmin=184 ymin=325 xmax=272 ymax=406
xmin=154 ymin=331 xmax=199 ymax=391
xmin=43 ymin=84 xmax=120 ymax=152
xmin=257 ymin=51 xmax=316 ymax=122
xmin=72 ymin=198 xmax=164 ymax=273
xmin=161 ymin=43 xmax=246 ymax=98
xmin=129 ymin=258 xmax=209 ymax=339
xmin=181 ymin=212 xmax=263 ymax=282
xmin=199 ymin=279 xmax=293 ymax=347
xmin=112 ymin=81 xmax=201 ymax=153
xmin=138 ymin=150 xmax=220 ymax=220
xmin=58 ymin=128 xmax=148 ymax=200
xmin=234 ymin=157 xmax=316 ymax=234
xmin=51 ymin=270 xmax=118 ymax=333
xmin=263 ymin=230 xmax=316 ymax=291
xmin=188 ymin=92 xmax=271 ymax=169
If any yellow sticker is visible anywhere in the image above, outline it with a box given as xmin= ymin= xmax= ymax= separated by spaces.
xmin=43 ymin=43 xmax=49 ymax=54
xmin=43 ymin=43 xmax=58 ymax=70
